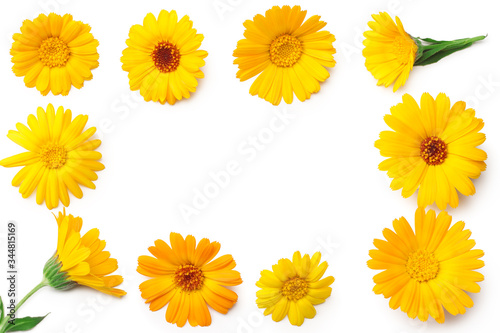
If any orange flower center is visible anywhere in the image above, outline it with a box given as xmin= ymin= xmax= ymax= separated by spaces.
xmin=270 ymin=34 xmax=302 ymax=67
xmin=40 ymin=144 xmax=67 ymax=169
xmin=174 ymin=264 xmax=204 ymax=292
xmin=392 ymin=35 xmax=416 ymax=63
xmin=152 ymin=41 xmax=180 ymax=73
xmin=39 ymin=37 xmax=70 ymax=68
xmin=420 ymin=136 xmax=447 ymax=165
xmin=282 ymin=277 xmax=308 ymax=300
xmin=406 ymin=249 xmax=439 ymax=282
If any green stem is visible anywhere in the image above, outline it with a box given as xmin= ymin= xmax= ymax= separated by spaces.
xmin=14 ymin=280 xmax=47 ymax=312
xmin=0 ymin=279 xmax=48 ymax=332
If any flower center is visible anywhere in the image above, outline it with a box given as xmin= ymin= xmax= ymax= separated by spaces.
xmin=420 ymin=136 xmax=447 ymax=165
xmin=269 ymin=34 xmax=302 ymax=67
xmin=40 ymin=144 xmax=67 ymax=169
xmin=174 ymin=264 xmax=204 ymax=292
xmin=39 ymin=37 xmax=70 ymax=68
xmin=405 ymin=249 xmax=439 ymax=282
xmin=152 ymin=41 xmax=180 ymax=73
xmin=281 ymin=277 xmax=308 ymax=300
xmin=392 ymin=35 xmax=416 ymax=63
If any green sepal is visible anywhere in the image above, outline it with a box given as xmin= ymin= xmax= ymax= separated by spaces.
xmin=413 ymin=35 xmax=486 ymax=66
xmin=43 ymin=255 xmax=77 ymax=291
xmin=4 ymin=314 xmax=48 ymax=332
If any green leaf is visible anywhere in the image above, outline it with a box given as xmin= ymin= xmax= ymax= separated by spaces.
xmin=416 ymin=43 xmax=475 ymax=66
xmin=414 ymin=35 xmax=486 ymax=66
xmin=5 ymin=315 xmax=48 ymax=332
xmin=415 ymin=43 xmax=451 ymax=65
xmin=419 ymin=37 xmax=444 ymax=43
xmin=0 ymin=295 xmax=4 ymax=319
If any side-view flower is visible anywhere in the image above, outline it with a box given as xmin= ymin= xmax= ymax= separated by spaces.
xmin=363 ymin=12 xmax=485 ymax=91
xmin=0 ymin=210 xmax=125 ymax=333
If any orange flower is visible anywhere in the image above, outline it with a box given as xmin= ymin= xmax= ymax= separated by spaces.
xmin=138 ymin=233 xmax=242 ymax=327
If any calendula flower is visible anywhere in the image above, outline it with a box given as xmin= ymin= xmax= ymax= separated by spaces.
xmin=0 ymin=104 xmax=104 ymax=209
xmin=11 ymin=13 xmax=99 ymax=96
xmin=375 ymin=93 xmax=486 ymax=210
xmin=256 ymin=251 xmax=334 ymax=326
xmin=368 ymin=208 xmax=484 ymax=323
xmin=233 ymin=5 xmax=336 ymax=105
xmin=43 ymin=209 xmax=126 ymax=296
xmin=121 ymin=10 xmax=208 ymax=105
xmin=363 ymin=12 xmax=485 ymax=92
xmin=0 ymin=210 xmax=125 ymax=332
xmin=137 ymin=233 xmax=242 ymax=327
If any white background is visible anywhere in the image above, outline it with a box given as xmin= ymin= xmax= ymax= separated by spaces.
xmin=0 ymin=0 xmax=499 ymax=332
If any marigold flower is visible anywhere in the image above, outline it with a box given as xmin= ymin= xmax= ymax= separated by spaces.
xmin=121 ymin=10 xmax=208 ymax=105
xmin=137 ymin=233 xmax=242 ymax=327
xmin=0 ymin=104 xmax=104 ymax=209
xmin=375 ymin=93 xmax=486 ymax=209
xmin=11 ymin=13 xmax=99 ymax=95
xmin=363 ymin=12 xmax=485 ymax=91
xmin=256 ymin=251 xmax=334 ymax=326
xmin=233 ymin=5 xmax=336 ymax=105
xmin=0 ymin=210 xmax=125 ymax=332
xmin=368 ymin=208 xmax=484 ymax=323
xmin=43 ymin=210 xmax=126 ymax=296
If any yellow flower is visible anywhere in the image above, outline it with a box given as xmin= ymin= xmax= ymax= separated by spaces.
xmin=363 ymin=12 xmax=417 ymax=92
xmin=368 ymin=208 xmax=484 ymax=323
xmin=233 ymin=5 xmax=336 ymax=105
xmin=44 ymin=209 xmax=126 ymax=297
xmin=0 ymin=104 xmax=104 ymax=209
xmin=121 ymin=10 xmax=208 ymax=105
xmin=0 ymin=211 xmax=125 ymax=331
xmin=375 ymin=93 xmax=486 ymax=210
xmin=363 ymin=12 xmax=486 ymax=92
xmin=11 ymin=13 xmax=99 ymax=96
xmin=137 ymin=233 xmax=242 ymax=327
xmin=256 ymin=251 xmax=334 ymax=326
